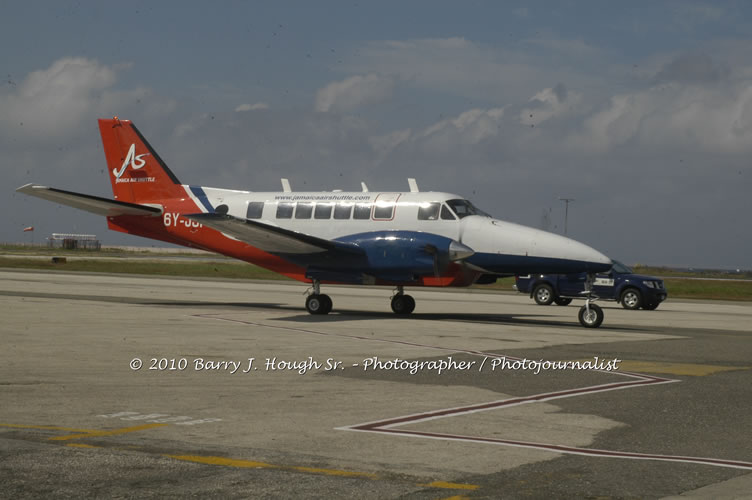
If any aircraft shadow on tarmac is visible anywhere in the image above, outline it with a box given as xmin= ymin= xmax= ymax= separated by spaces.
xmin=2 ymin=290 xmax=644 ymax=332
xmin=276 ymin=310 xmax=644 ymax=332
xmin=147 ymin=298 xmax=645 ymax=332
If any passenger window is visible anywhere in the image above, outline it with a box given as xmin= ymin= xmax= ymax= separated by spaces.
xmin=353 ymin=203 xmax=372 ymax=220
xmin=334 ymin=203 xmax=353 ymax=219
xmin=314 ymin=203 xmax=333 ymax=219
xmin=246 ymin=201 xmax=264 ymax=219
xmin=418 ymin=202 xmax=440 ymax=220
xmin=276 ymin=202 xmax=294 ymax=219
xmin=373 ymin=203 xmax=394 ymax=220
xmin=295 ymin=202 xmax=313 ymax=219
xmin=440 ymin=204 xmax=456 ymax=220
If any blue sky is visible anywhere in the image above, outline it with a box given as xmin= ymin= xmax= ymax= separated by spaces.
xmin=2 ymin=1 xmax=751 ymax=269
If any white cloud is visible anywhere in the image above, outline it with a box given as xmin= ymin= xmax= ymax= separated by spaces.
xmin=571 ymin=82 xmax=752 ymax=154
xmin=421 ymin=107 xmax=504 ymax=144
xmin=0 ymin=57 xmax=171 ymax=143
xmin=235 ymin=102 xmax=269 ymax=112
xmin=314 ymin=74 xmax=394 ymax=112
xmin=342 ymin=37 xmax=608 ymax=104
xmin=369 ymin=128 xmax=412 ymax=157
xmin=520 ymin=83 xmax=581 ymax=126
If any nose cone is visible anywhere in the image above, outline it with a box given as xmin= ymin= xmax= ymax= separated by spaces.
xmin=448 ymin=240 xmax=475 ymax=261
xmin=528 ymin=227 xmax=612 ymax=272
xmin=460 ymin=217 xmax=612 ymax=274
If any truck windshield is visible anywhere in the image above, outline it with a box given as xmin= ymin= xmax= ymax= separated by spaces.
xmin=445 ymin=199 xmax=490 ymax=219
xmin=611 ymin=260 xmax=633 ymax=274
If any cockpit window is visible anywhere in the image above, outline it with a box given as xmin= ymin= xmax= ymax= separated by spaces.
xmin=440 ymin=204 xmax=456 ymax=220
xmin=445 ymin=199 xmax=490 ymax=219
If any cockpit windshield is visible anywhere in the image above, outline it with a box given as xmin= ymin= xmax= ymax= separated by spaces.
xmin=610 ymin=260 xmax=632 ymax=274
xmin=445 ymin=199 xmax=491 ymax=219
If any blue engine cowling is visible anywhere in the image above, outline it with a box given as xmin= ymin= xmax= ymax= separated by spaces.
xmin=334 ymin=230 xmax=458 ymax=279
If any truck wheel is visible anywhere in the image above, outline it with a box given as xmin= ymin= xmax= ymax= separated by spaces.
xmin=620 ymin=288 xmax=642 ymax=310
xmin=554 ymin=297 xmax=572 ymax=306
xmin=533 ymin=284 xmax=555 ymax=305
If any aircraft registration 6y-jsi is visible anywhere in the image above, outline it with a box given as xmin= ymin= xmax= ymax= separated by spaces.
xmin=17 ymin=118 xmax=613 ymax=327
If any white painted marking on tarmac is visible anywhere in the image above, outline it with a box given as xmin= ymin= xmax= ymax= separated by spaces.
xmin=193 ymin=313 xmax=752 ymax=471
xmin=98 ymin=412 xmax=222 ymax=426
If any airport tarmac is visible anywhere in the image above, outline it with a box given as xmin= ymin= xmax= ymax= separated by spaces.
xmin=1 ymin=269 xmax=751 ymax=498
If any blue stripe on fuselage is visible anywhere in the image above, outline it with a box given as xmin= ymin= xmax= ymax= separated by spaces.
xmin=466 ymin=253 xmax=612 ymax=275
xmin=190 ymin=186 xmax=214 ymax=213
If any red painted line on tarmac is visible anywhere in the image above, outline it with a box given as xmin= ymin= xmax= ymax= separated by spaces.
xmin=368 ymin=429 xmax=752 ymax=470
xmin=349 ymin=377 xmax=675 ymax=430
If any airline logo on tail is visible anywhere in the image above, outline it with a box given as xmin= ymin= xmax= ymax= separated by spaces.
xmin=113 ymin=144 xmax=151 ymax=181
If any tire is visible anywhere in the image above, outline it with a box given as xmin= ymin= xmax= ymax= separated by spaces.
xmin=578 ymin=303 xmax=604 ymax=328
xmin=554 ymin=297 xmax=572 ymax=306
xmin=306 ymin=294 xmax=331 ymax=315
xmin=533 ymin=284 xmax=555 ymax=305
xmin=319 ymin=294 xmax=333 ymax=314
xmin=642 ymin=302 xmax=659 ymax=311
xmin=620 ymin=288 xmax=642 ymax=310
xmin=391 ymin=294 xmax=416 ymax=315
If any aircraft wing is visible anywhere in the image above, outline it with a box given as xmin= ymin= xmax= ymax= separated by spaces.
xmin=185 ymin=213 xmax=364 ymax=256
xmin=16 ymin=184 xmax=162 ymax=217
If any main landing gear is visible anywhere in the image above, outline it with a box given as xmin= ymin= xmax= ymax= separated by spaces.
xmin=390 ymin=286 xmax=415 ymax=315
xmin=304 ymin=281 xmax=417 ymax=316
xmin=305 ymin=279 xmax=332 ymax=315
xmin=578 ymin=273 xmax=604 ymax=328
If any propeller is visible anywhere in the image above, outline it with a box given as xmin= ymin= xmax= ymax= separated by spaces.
xmin=424 ymin=241 xmax=475 ymax=278
xmin=424 ymin=244 xmax=441 ymax=278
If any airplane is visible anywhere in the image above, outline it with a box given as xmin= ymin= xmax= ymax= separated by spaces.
xmin=16 ymin=117 xmax=613 ymax=327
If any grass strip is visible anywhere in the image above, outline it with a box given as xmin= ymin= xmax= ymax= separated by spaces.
xmin=2 ymin=257 xmax=751 ymax=301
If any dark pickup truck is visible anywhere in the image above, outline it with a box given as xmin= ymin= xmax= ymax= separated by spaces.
xmin=515 ymin=260 xmax=667 ymax=310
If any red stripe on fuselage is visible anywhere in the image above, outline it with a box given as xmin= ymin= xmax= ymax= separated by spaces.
xmin=107 ymin=194 xmax=308 ymax=282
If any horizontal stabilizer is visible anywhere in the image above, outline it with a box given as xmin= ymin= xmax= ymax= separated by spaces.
xmin=185 ymin=212 xmax=364 ymax=256
xmin=16 ymin=184 xmax=162 ymax=217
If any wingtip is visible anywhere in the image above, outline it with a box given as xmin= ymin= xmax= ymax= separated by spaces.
xmin=15 ymin=183 xmax=42 ymax=193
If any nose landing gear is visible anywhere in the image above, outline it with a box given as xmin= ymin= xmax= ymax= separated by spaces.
xmin=578 ymin=273 xmax=604 ymax=328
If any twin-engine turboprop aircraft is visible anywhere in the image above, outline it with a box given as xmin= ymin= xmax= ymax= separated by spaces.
xmin=17 ymin=118 xmax=613 ymax=327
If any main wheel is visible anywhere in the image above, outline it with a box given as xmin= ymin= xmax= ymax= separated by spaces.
xmin=533 ymin=284 xmax=555 ymax=305
xmin=620 ymin=288 xmax=642 ymax=310
xmin=306 ymin=294 xmax=331 ymax=315
xmin=391 ymin=294 xmax=416 ymax=315
xmin=578 ymin=303 xmax=604 ymax=328
xmin=319 ymin=294 xmax=333 ymax=314
xmin=554 ymin=297 xmax=572 ymax=306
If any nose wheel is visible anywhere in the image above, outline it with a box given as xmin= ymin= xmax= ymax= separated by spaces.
xmin=391 ymin=286 xmax=415 ymax=315
xmin=578 ymin=303 xmax=604 ymax=328
xmin=577 ymin=273 xmax=604 ymax=328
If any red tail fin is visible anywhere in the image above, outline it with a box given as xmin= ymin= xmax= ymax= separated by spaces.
xmin=98 ymin=118 xmax=184 ymax=203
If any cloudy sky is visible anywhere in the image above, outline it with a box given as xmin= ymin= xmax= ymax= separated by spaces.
xmin=2 ymin=1 xmax=751 ymax=269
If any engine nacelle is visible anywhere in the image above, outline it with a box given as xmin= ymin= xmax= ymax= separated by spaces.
xmin=335 ymin=231 xmax=473 ymax=278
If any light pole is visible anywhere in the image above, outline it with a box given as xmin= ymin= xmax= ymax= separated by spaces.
xmin=558 ymin=197 xmax=574 ymax=235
